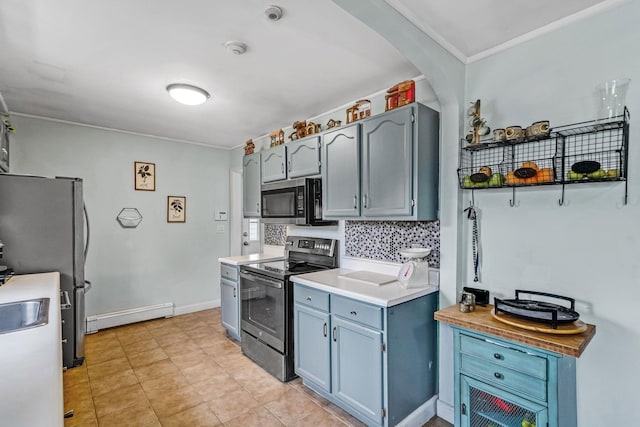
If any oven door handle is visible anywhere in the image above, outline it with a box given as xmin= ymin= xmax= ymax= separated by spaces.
xmin=240 ymin=272 xmax=283 ymax=289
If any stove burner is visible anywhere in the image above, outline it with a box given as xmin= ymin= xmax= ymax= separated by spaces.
xmin=494 ymin=290 xmax=579 ymax=329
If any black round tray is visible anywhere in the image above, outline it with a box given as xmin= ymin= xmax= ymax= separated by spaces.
xmin=494 ymin=290 xmax=579 ymax=329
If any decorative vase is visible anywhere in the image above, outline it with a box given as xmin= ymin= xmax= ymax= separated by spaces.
xmin=596 ymin=78 xmax=630 ymax=121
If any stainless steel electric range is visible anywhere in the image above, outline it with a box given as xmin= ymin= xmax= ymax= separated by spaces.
xmin=239 ymin=236 xmax=338 ymax=382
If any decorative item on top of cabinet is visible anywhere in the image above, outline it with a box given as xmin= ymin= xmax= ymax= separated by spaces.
xmin=465 ymin=100 xmax=490 ymax=145
xmin=289 ymin=120 xmax=307 ymax=141
xmin=326 ymin=118 xmax=342 ymax=129
xmin=269 ymin=129 xmax=285 ymax=147
xmin=305 ymin=121 xmax=321 ymax=135
xmin=457 ymin=108 xmax=630 ymax=207
xmin=346 ymin=99 xmax=371 ymax=124
xmin=244 ymin=138 xmax=255 ymax=155
xmin=385 ymin=80 xmax=415 ymax=111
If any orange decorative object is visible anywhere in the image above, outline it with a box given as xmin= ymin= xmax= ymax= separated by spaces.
xmin=269 ymin=129 xmax=285 ymax=147
xmin=346 ymin=99 xmax=371 ymax=124
xmin=385 ymin=80 xmax=415 ymax=111
xmin=244 ymin=139 xmax=255 ymax=155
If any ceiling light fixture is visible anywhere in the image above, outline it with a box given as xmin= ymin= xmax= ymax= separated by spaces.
xmin=166 ymin=83 xmax=210 ymax=106
xmin=225 ymin=41 xmax=248 ymax=55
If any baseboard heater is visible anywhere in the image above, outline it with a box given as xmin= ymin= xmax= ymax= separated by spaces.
xmin=86 ymin=302 xmax=174 ymax=333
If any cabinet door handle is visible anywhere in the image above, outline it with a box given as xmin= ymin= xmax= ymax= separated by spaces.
xmin=494 ymin=372 xmax=504 ymax=379
xmin=363 ymin=194 xmax=368 ymax=208
xmin=257 ymin=202 xmax=260 ymax=213
xmin=288 ymin=160 xmax=291 ymax=173
xmin=233 ymin=288 xmax=236 ymax=298
xmin=332 ymin=326 xmax=337 ymax=342
xmin=281 ymin=163 xmax=284 ymax=174
xmin=350 ymin=311 xmax=357 ymax=316
xmin=353 ymin=196 xmax=357 ymax=209
xmin=494 ymin=353 xmax=503 ymax=360
xmin=323 ymin=322 xmax=327 ymax=337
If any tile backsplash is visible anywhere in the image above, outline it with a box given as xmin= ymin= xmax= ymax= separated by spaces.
xmin=345 ymin=220 xmax=440 ymax=268
xmin=264 ymin=224 xmax=287 ymax=246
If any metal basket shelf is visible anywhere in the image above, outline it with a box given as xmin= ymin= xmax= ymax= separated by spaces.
xmin=458 ymin=108 xmax=629 ymax=206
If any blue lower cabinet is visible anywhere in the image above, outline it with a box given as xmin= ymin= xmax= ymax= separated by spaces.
xmin=294 ymin=303 xmax=331 ymax=392
xmin=332 ymin=315 xmax=383 ymax=425
xmin=453 ymin=329 xmax=577 ymax=427
xmin=293 ymin=283 xmax=438 ymax=427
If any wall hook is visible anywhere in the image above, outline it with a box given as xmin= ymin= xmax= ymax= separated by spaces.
xmin=509 ymin=187 xmax=517 ymax=207
xmin=558 ymin=184 xmax=565 ymax=206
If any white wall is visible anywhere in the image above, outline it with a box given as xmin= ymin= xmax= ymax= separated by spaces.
xmin=465 ymin=2 xmax=639 ymax=425
xmin=10 ymin=115 xmax=231 ymax=316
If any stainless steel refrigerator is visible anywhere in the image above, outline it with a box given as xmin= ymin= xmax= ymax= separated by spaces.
xmin=0 ymin=174 xmax=88 ymax=369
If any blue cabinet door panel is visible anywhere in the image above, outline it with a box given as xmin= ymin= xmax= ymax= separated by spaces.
xmin=294 ymin=303 xmax=331 ymax=392
xmin=331 ymin=316 xmax=383 ymax=425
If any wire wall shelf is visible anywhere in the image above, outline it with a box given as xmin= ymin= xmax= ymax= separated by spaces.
xmin=457 ymin=108 xmax=630 ymax=206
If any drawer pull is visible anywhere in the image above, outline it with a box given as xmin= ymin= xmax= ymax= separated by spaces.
xmin=494 ymin=353 xmax=503 ymax=360
xmin=350 ymin=311 xmax=357 ymax=316
xmin=306 ymin=296 xmax=312 ymax=301
xmin=494 ymin=372 xmax=504 ymax=379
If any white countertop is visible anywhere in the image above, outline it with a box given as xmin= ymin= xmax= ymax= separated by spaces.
xmin=291 ymin=268 xmax=439 ymax=307
xmin=218 ymin=252 xmax=284 ymax=266
xmin=0 ymin=272 xmax=63 ymax=427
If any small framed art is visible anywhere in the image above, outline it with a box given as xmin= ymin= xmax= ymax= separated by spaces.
xmin=167 ymin=196 xmax=186 ymax=223
xmin=134 ymin=161 xmax=155 ymax=191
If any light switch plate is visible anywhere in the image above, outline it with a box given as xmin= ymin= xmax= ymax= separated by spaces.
xmin=215 ymin=211 xmax=228 ymax=221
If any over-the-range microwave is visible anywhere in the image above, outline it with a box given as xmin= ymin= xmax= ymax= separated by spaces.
xmin=260 ymin=178 xmax=336 ymax=226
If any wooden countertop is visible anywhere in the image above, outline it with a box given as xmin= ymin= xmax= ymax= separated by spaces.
xmin=435 ymin=304 xmax=596 ymax=358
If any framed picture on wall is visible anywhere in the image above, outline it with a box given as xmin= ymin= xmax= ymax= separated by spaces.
xmin=167 ymin=196 xmax=186 ymax=223
xmin=134 ymin=161 xmax=155 ymax=191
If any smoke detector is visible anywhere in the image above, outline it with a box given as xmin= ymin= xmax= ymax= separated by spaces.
xmin=264 ymin=5 xmax=283 ymax=21
xmin=225 ymin=41 xmax=247 ymax=55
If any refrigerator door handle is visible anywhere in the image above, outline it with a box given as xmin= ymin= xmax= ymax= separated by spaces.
xmin=60 ymin=290 xmax=72 ymax=310
xmin=84 ymin=280 xmax=92 ymax=292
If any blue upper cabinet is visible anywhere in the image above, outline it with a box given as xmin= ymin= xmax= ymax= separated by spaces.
xmin=322 ymin=103 xmax=440 ymax=221
xmin=286 ymin=135 xmax=321 ymax=178
xmin=322 ymin=123 xmax=362 ymax=218
xmin=242 ymin=152 xmax=261 ymax=218
xmin=261 ymin=144 xmax=287 ymax=183
xmin=361 ymin=107 xmax=414 ymax=217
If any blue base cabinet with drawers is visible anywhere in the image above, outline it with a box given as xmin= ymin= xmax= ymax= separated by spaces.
xmin=453 ymin=328 xmax=577 ymax=427
xmin=293 ymin=283 xmax=438 ymax=427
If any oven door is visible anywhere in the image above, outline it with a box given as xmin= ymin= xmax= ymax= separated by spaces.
xmin=240 ymin=271 xmax=286 ymax=352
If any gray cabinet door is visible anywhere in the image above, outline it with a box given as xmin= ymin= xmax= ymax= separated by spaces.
xmin=220 ymin=277 xmax=239 ymax=340
xmin=261 ymin=145 xmax=287 ymax=183
xmin=322 ymin=124 xmax=361 ymax=218
xmin=361 ymin=107 xmax=413 ymax=217
xmin=331 ymin=316 xmax=383 ymax=426
xmin=286 ymin=136 xmax=320 ymax=178
xmin=242 ymin=153 xmax=261 ymax=218
xmin=294 ymin=303 xmax=331 ymax=392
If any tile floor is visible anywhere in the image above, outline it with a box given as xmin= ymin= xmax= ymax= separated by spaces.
xmin=64 ymin=308 xmax=453 ymax=427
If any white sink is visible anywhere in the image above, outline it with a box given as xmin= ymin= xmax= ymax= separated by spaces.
xmin=0 ymin=298 xmax=50 ymax=334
